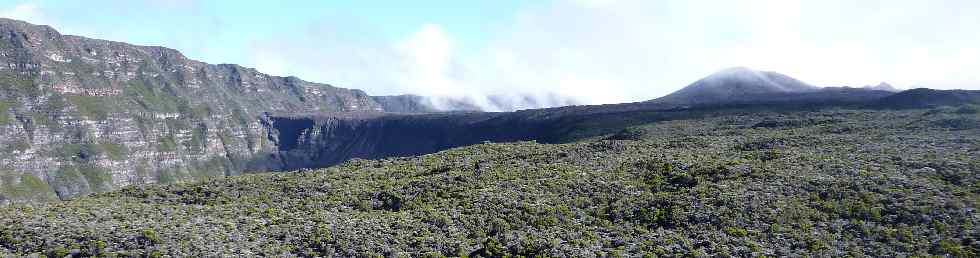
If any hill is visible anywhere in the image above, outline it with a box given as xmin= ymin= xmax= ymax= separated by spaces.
xmin=869 ymin=88 xmax=980 ymax=109
xmin=651 ymin=67 xmax=819 ymax=104
xmin=650 ymin=67 xmax=894 ymax=105
xmin=1 ymin=108 xmax=976 ymax=257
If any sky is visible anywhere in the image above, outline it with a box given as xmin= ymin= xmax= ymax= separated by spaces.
xmin=2 ymin=0 xmax=979 ymax=107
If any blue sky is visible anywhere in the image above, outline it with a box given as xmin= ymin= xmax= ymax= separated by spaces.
xmin=1 ymin=0 xmax=531 ymax=66
xmin=3 ymin=0 xmax=980 ymax=107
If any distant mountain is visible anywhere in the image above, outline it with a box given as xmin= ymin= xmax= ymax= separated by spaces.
xmin=651 ymin=67 xmax=819 ymax=105
xmin=650 ymin=67 xmax=894 ymax=106
xmin=863 ymin=82 xmax=900 ymax=92
xmin=869 ymin=88 xmax=980 ymax=109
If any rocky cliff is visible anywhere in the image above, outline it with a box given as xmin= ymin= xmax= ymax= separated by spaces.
xmin=0 ymin=18 xmax=395 ymax=202
xmin=263 ymin=101 xmax=715 ymax=171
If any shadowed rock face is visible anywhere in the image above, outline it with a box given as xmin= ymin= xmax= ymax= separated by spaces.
xmin=266 ymin=87 xmax=980 ymax=172
xmin=262 ymin=102 xmax=750 ymax=170
xmin=272 ymin=115 xmax=502 ymax=170
xmin=266 ymin=112 xmax=533 ymax=170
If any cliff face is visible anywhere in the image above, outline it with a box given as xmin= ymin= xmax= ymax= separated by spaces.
xmin=263 ymin=102 xmax=693 ymax=171
xmin=268 ymin=113 xmax=523 ymax=170
xmin=0 ymin=18 xmax=386 ymax=202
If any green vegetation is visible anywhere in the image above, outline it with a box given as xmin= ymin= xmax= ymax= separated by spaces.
xmin=0 ymin=101 xmax=10 ymax=124
xmin=157 ymin=136 xmax=178 ymax=152
xmin=0 ymin=173 xmax=56 ymax=202
xmin=125 ymin=80 xmax=181 ymax=113
xmin=156 ymin=168 xmax=181 ymax=184
xmin=0 ymin=108 xmax=977 ymax=257
xmin=186 ymin=124 xmax=208 ymax=152
xmin=46 ymin=165 xmax=91 ymax=198
xmin=76 ymin=164 xmax=114 ymax=193
xmin=101 ymin=143 xmax=129 ymax=161
xmin=53 ymin=143 xmax=128 ymax=162
xmin=0 ymin=71 xmax=38 ymax=97
xmin=190 ymin=157 xmax=231 ymax=179
xmin=67 ymin=95 xmax=114 ymax=120
xmin=54 ymin=143 xmax=103 ymax=161
xmin=44 ymin=94 xmax=67 ymax=112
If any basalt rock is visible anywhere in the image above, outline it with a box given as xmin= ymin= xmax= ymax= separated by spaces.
xmin=0 ymin=18 xmax=389 ymax=202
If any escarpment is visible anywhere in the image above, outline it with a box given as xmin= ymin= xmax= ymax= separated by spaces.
xmin=0 ymin=18 xmax=394 ymax=202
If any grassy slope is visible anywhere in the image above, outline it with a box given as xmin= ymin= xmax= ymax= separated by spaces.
xmin=1 ymin=108 xmax=978 ymax=257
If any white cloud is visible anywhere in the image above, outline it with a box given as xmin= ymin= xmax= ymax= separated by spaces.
xmin=485 ymin=0 xmax=980 ymax=97
xmin=247 ymin=0 xmax=980 ymax=108
xmin=394 ymin=24 xmax=462 ymax=96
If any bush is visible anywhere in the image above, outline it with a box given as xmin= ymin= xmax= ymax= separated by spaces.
xmin=931 ymin=117 xmax=978 ymax=130
xmin=936 ymin=239 xmax=975 ymax=258
xmin=606 ymin=127 xmax=647 ymax=141
xmin=723 ymin=226 xmax=748 ymax=237
xmin=47 ymin=246 xmax=70 ymax=258
xmin=954 ymin=104 xmax=979 ymax=114
xmin=141 ymin=229 xmax=162 ymax=245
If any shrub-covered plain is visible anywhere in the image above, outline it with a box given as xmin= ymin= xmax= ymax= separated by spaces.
xmin=0 ymin=108 xmax=977 ymax=257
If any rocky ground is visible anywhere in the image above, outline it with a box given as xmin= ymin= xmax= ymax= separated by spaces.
xmin=0 ymin=107 xmax=977 ymax=257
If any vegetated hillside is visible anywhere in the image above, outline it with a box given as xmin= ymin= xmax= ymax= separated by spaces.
xmin=1 ymin=107 xmax=976 ymax=257
xmin=869 ymin=88 xmax=980 ymax=109
xmin=650 ymin=67 xmax=894 ymax=105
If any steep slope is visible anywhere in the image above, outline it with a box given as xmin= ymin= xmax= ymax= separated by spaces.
xmin=0 ymin=18 xmax=392 ymax=202
xmin=652 ymin=67 xmax=820 ymax=105
xmin=268 ymin=77 xmax=910 ymax=173
xmin=269 ymin=100 xmax=885 ymax=170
